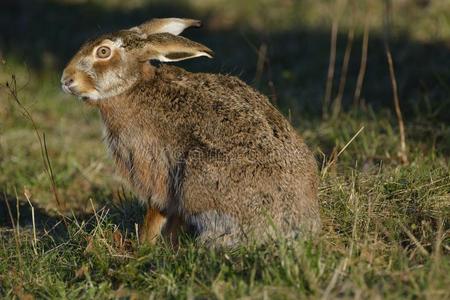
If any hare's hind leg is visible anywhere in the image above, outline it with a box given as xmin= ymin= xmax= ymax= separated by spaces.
xmin=162 ymin=215 xmax=186 ymax=247
xmin=140 ymin=208 xmax=166 ymax=245
xmin=187 ymin=211 xmax=242 ymax=248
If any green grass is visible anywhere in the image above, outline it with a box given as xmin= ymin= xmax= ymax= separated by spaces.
xmin=1 ymin=0 xmax=449 ymax=299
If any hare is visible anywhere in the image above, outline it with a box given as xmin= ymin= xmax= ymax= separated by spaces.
xmin=61 ymin=18 xmax=320 ymax=247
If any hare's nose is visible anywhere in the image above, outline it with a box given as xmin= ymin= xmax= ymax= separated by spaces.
xmin=62 ymin=77 xmax=74 ymax=87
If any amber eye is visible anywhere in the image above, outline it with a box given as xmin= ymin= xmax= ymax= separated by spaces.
xmin=96 ymin=46 xmax=111 ymax=59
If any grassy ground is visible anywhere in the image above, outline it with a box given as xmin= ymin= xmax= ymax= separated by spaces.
xmin=1 ymin=0 xmax=449 ymax=299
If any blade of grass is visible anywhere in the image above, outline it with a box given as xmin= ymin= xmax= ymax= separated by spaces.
xmin=4 ymin=74 xmax=68 ymax=227
xmin=322 ymin=126 xmax=365 ymax=177
xmin=383 ymin=0 xmax=408 ymax=164
xmin=353 ymin=19 xmax=369 ymax=106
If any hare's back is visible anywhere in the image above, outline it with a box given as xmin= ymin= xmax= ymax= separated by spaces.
xmin=161 ymin=66 xmax=318 ymax=191
xmin=161 ymin=68 xmax=303 ymax=155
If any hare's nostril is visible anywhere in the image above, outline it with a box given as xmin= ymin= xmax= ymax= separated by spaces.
xmin=63 ymin=78 xmax=74 ymax=86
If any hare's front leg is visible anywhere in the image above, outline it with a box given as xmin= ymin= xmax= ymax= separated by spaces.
xmin=140 ymin=207 xmax=166 ymax=244
xmin=139 ymin=210 xmax=185 ymax=246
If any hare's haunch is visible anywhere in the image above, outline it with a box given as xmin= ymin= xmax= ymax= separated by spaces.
xmin=61 ymin=18 xmax=320 ymax=247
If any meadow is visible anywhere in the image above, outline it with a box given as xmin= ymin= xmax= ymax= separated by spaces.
xmin=0 ymin=0 xmax=449 ymax=298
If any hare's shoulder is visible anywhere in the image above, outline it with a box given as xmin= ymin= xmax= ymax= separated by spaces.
xmin=153 ymin=65 xmax=294 ymax=134
xmin=154 ymin=65 xmax=262 ymax=102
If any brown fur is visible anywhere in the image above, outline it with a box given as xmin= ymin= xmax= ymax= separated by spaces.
xmin=96 ymin=65 xmax=320 ymax=244
xmin=61 ymin=18 xmax=320 ymax=247
xmin=141 ymin=208 xmax=166 ymax=244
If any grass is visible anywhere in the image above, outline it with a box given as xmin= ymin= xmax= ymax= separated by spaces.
xmin=1 ymin=0 xmax=449 ymax=299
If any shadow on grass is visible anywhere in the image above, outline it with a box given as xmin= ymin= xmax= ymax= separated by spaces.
xmin=1 ymin=0 xmax=449 ymax=124
xmin=0 ymin=193 xmax=63 ymax=231
xmin=0 ymin=190 xmax=145 ymax=241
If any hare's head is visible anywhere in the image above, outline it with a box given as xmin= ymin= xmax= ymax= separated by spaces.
xmin=61 ymin=18 xmax=213 ymax=101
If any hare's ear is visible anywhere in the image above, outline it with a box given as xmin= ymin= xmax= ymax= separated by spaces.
xmin=139 ymin=33 xmax=213 ymax=62
xmin=130 ymin=18 xmax=201 ymax=36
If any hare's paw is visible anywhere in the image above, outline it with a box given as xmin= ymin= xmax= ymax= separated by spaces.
xmin=139 ymin=208 xmax=167 ymax=245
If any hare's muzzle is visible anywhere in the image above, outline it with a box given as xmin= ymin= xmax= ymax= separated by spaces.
xmin=61 ymin=76 xmax=74 ymax=92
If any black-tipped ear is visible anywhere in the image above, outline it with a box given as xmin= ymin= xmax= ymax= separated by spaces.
xmin=138 ymin=33 xmax=213 ymax=63
xmin=130 ymin=18 xmax=201 ymax=37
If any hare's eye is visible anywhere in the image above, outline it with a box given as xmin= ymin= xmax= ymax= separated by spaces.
xmin=96 ymin=46 xmax=111 ymax=59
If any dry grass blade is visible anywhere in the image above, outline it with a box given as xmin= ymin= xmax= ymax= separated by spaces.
xmin=135 ymin=223 xmax=140 ymax=246
xmin=385 ymin=48 xmax=408 ymax=164
xmin=321 ymin=259 xmax=346 ymax=300
xmin=323 ymin=19 xmax=339 ymax=119
xmin=332 ymin=26 xmax=354 ymax=118
xmin=353 ymin=20 xmax=369 ymax=106
xmin=24 ymin=190 xmax=38 ymax=255
xmin=4 ymin=74 xmax=68 ymax=226
xmin=255 ymin=43 xmax=267 ymax=85
xmin=398 ymin=222 xmax=429 ymax=257
xmin=383 ymin=0 xmax=408 ymax=164
xmin=2 ymin=191 xmax=23 ymax=266
xmin=321 ymin=126 xmax=365 ymax=177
